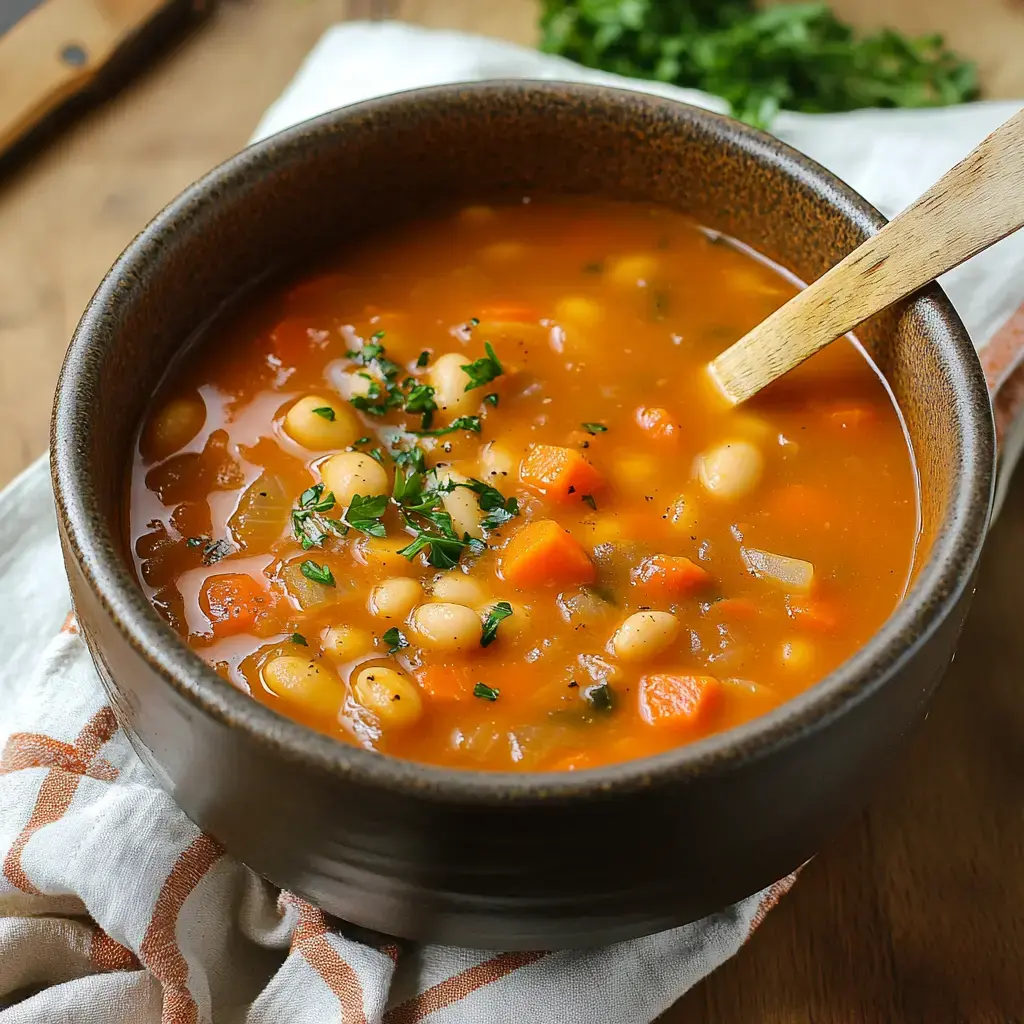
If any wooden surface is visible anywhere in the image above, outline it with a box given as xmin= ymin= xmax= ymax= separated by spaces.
xmin=711 ymin=106 xmax=1024 ymax=404
xmin=3 ymin=1 xmax=1023 ymax=1020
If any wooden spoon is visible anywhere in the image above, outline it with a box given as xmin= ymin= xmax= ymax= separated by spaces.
xmin=708 ymin=107 xmax=1024 ymax=405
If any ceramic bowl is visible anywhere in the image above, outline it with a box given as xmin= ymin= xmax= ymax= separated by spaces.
xmin=51 ymin=82 xmax=994 ymax=949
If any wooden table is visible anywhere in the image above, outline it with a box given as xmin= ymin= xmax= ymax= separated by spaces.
xmin=3 ymin=2 xmax=1023 ymax=1020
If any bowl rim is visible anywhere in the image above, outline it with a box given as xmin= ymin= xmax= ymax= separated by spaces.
xmin=51 ymin=80 xmax=996 ymax=803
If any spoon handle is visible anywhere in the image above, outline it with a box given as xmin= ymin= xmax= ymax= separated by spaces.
xmin=710 ymin=106 xmax=1024 ymax=405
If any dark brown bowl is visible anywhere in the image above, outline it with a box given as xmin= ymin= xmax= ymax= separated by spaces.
xmin=51 ymin=82 xmax=994 ymax=949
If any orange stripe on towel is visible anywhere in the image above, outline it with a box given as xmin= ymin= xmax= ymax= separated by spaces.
xmin=140 ymin=834 xmax=223 ymax=1024
xmin=1 ymin=707 xmax=119 ymax=894
xmin=383 ymin=951 xmax=549 ymax=1024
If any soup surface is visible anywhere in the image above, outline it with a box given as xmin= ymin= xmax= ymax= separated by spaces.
xmin=129 ymin=200 xmax=918 ymax=771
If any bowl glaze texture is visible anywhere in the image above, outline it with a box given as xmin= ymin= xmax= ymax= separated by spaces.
xmin=51 ymin=82 xmax=994 ymax=949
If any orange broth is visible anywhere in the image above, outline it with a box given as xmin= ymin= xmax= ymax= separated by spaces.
xmin=128 ymin=200 xmax=919 ymax=772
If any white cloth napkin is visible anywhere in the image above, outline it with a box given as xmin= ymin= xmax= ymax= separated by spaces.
xmin=3 ymin=21 xmax=1024 ymax=1024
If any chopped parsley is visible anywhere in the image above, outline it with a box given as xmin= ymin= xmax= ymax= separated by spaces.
xmin=444 ymin=477 xmax=520 ymax=530
xmin=484 ymin=393 xmax=499 ymax=407
xmin=404 ymin=383 xmax=438 ymax=430
xmin=311 ymin=406 xmax=336 ymax=421
xmin=343 ymin=493 xmax=388 ymax=538
xmin=390 ymin=457 xmax=485 ymax=569
xmin=300 ymin=559 xmax=335 ymax=587
xmin=469 ymin=316 xmax=480 ymax=327
xmin=414 ymin=415 xmax=482 ymax=438
xmin=291 ymin=484 xmax=342 ymax=550
xmin=461 ymin=342 xmax=503 ymax=392
xmin=416 ymin=350 xmax=430 ymax=368
xmin=290 ymin=633 xmax=308 ymax=646
xmin=188 ymin=538 xmax=232 ymax=565
xmin=581 ymin=422 xmax=607 ymax=435
xmin=382 ymin=627 xmax=409 ymax=655
xmin=581 ymin=493 xmax=597 ymax=511
xmin=473 ymin=681 xmax=500 ymax=701
xmin=480 ymin=601 xmax=513 ymax=647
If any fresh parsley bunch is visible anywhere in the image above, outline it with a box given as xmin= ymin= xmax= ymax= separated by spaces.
xmin=539 ymin=0 xmax=978 ymax=128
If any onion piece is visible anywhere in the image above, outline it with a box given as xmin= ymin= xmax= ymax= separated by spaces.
xmin=740 ymin=547 xmax=814 ymax=593
xmin=229 ymin=473 xmax=292 ymax=550
xmin=279 ymin=562 xmax=338 ymax=610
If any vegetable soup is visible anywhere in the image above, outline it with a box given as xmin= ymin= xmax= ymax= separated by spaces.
xmin=129 ymin=200 xmax=918 ymax=772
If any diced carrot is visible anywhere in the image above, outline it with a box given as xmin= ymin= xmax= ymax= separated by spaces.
xmin=786 ymin=595 xmax=840 ymax=632
xmin=519 ymin=445 xmax=603 ymax=502
xmin=635 ymin=406 xmax=680 ymax=444
xmin=639 ymin=673 xmax=721 ymax=728
xmin=200 ymin=573 xmax=271 ymax=637
xmin=499 ymin=519 xmax=596 ymax=589
xmin=770 ymin=483 xmax=832 ymax=521
xmin=631 ymin=554 xmax=710 ymax=598
xmin=709 ymin=596 xmax=759 ymax=621
xmin=415 ymin=664 xmax=473 ymax=702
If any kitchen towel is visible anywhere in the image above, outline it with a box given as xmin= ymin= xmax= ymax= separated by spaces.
xmin=3 ymin=20 xmax=1024 ymax=1024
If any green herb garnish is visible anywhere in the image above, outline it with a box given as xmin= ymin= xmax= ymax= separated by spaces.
xmin=461 ymin=342 xmax=503 ymax=392
xmin=581 ymin=494 xmax=597 ymax=511
xmin=290 ymin=633 xmax=308 ymax=646
xmin=414 ymin=415 xmax=482 ymax=437
xmin=473 ymin=681 xmax=500 ymax=701
xmin=480 ymin=601 xmax=513 ymax=647
xmin=484 ymin=393 xmax=499 ymax=408
xmin=539 ymin=1 xmax=978 ymax=129
xmin=199 ymin=538 xmax=232 ymax=565
xmin=291 ymin=484 xmax=341 ymax=550
xmin=444 ymin=477 xmax=519 ymax=530
xmin=416 ymin=350 xmax=430 ymax=368
xmin=311 ymin=406 xmax=336 ymax=421
xmin=300 ymin=559 xmax=335 ymax=587
xmin=405 ymin=383 xmax=438 ymax=430
xmin=585 ymin=682 xmax=614 ymax=712
xmin=343 ymin=493 xmax=389 ymax=538
xmin=581 ymin=422 xmax=607 ymax=435
xmin=469 ymin=316 xmax=480 ymax=327
xmin=382 ymin=627 xmax=409 ymax=655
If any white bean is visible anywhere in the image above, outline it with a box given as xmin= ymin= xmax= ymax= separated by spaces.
xmin=353 ymin=666 xmax=423 ymax=727
xmin=146 ymin=396 xmax=205 ymax=458
xmin=321 ymin=625 xmax=375 ymax=662
xmin=284 ymin=395 xmax=360 ymax=450
xmin=429 ymin=353 xmax=477 ymax=416
xmin=611 ymin=611 xmax=680 ymax=663
xmin=411 ymin=602 xmax=480 ymax=652
xmin=370 ymin=578 xmax=422 ymax=620
xmin=478 ymin=440 xmax=516 ymax=484
xmin=606 ymin=253 xmax=658 ymax=288
xmin=262 ymin=656 xmax=342 ymax=715
xmin=320 ymin=451 xmax=389 ymax=507
xmin=431 ymin=572 xmax=487 ymax=606
xmin=780 ymin=638 xmax=815 ymax=671
xmin=479 ymin=600 xmax=530 ymax=637
xmin=353 ymin=535 xmax=417 ymax=575
xmin=696 ymin=440 xmax=764 ymax=501
xmin=438 ymin=469 xmax=483 ymax=539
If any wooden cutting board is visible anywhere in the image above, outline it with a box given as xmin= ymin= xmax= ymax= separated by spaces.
xmin=0 ymin=0 xmax=210 ymax=164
